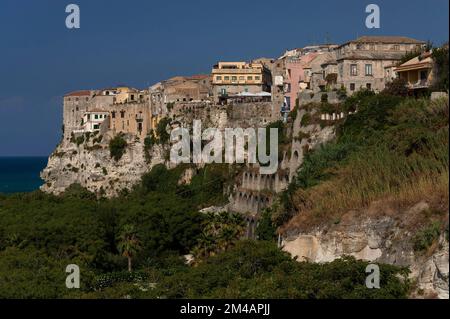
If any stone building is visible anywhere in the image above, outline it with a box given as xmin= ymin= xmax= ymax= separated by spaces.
xmin=149 ymin=75 xmax=212 ymax=127
xmin=62 ymin=87 xmax=152 ymax=142
xmin=335 ymin=36 xmax=426 ymax=94
xmin=162 ymin=75 xmax=211 ymax=103
xmin=211 ymin=61 xmax=271 ymax=102
xmin=108 ymin=101 xmax=152 ymax=139
xmin=62 ymin=90 xmax=96 ymax=142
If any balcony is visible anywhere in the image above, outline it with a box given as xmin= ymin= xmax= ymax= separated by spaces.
xmin=407 ymin=79 xmax=430 ymax=90
xmin=135 ymin=113 xmax=144 ymax=122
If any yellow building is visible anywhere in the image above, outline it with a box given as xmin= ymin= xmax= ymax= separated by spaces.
xmin=211 ymin=62 xmax=271 ymax=101
xmin=395 ymin=51 xmax=435 ymax=92
xmin=108 ymin=102 xmax=152 ymax=139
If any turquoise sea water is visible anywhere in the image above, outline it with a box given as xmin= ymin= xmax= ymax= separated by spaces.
xmin=0 ymin=157 xmax=48 ymax=193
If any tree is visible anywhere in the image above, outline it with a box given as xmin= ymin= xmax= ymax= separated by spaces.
xmin=117 ymin=225 xmax=142 ymax=272
xmin=382 ymin=77 xmax=408 ymax=97
xmin=109 ymin=134 xmax=127 ymax=161
xmin=432 ymin=45 xmax=449 ymax=92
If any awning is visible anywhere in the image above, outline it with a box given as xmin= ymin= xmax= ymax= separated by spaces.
xmin=235 ymin=91 xmax=272 ymax=97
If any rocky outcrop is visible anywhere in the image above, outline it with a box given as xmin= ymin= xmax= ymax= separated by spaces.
xmin=281 ymin=202 xmax=449 ymax=299
xmin=40 ymin=132 xmax=166 ymax=197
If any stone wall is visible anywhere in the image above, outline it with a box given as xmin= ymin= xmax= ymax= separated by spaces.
xmin=298 ymin=91 xmax=341 ymax=105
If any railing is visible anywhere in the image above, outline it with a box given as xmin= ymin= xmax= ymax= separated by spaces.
xmin=408 ymin=79 xmax=429 ymax=89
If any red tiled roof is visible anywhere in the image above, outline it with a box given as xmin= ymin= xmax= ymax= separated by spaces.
xmin=65 ymin=90 xmax=91 ymax=97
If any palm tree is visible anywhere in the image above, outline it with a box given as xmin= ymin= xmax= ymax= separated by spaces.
xmin=117 ymin=224 xmax=142 ymax=272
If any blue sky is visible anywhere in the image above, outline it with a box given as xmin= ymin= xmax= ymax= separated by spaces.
xmin=0 ymin=0 xmax=448 ymax=156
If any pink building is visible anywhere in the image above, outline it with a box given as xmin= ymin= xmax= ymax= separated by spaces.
xmin=283 ymin=53 xmax=319 ymax=109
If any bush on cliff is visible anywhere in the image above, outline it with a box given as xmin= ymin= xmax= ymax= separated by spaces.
xmin=109 ymin=134 xmax=127 ymax=161
xmin=282 ymin=94 xmax=449 ymax=230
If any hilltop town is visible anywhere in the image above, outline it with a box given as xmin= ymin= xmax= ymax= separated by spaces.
xmin=4 ymin=34 xmax=448 ymax=299
xmin=41 ymin=35 xmax=444 ymax=208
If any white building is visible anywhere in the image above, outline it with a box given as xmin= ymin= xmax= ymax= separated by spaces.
xmin=80 ymin=109 xmax=109 ymax=132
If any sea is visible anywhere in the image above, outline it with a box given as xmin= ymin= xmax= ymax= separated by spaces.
xmin=0 ymin=157 xmax=48 ymax=194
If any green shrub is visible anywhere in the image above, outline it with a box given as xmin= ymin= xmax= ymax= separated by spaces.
xmin=300 ymin=113 xmax=311 ymax=126
xmin=109 ymin=134 xmax=127 ymax=161
xmin=75 ymin=135 xmax=85 ymax=146
xmin=156 ymin=117 xmax=171 ymax=144
xmin=413 ymin=221 xmax=442 ymax=252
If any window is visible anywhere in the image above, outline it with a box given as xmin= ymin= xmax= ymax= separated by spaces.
xmin=130 ymin=94 xmax=135 ymax=101
xmin=239 ymin=76 xmax=245 ymax=81
xmin=224 ymin=76 xmax=230 ymax=81
xmin=216 ymin=76 xmax=222 ymax=81
xmin=350 ymin=83 xmax=355 ymax=91
xmin=393 ymin=45 xmax=400 ymax=51
xmin=247 ymin=76 xmax=253 ymax=80
xmin=120 ymin=111 xmax=125 ymax=118
xmin=95 ymin=114 xmax=99 ymax=119
xmin=255 ymin=76 xmax=261 ymax=81
xmin=94 ymin=124 xmax=99 ymax=130
xmin=111 ymin=111 xmax=116 ymax=119
xmin=366 ymin=83 xmax=372 ymax=90
xmin=87 ymin=114 xmax=91 ymax=120
xmin=365 ymin=64 xmax=373 ymax=76
xmin=420 ymin=70 xmax=427 ymax=80
xmin=286 ymin=83 xmax=291 ymax=93
xmin=231 ymin=76 xmax=237 ymax=81
xmin=350 ymin=64 xmax=358 ymax=76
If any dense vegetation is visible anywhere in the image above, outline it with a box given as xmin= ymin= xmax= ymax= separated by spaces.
xmin=0 ymin=158 xmax=410 ymax=298
xmin=5 ymin=88 xmax=447 ymax=298
xmin=276 ymin=92 xmax=448 ymax=237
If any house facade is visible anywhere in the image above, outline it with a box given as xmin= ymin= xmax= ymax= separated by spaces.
xmin=211 ymin=61 xmax=271 ymax=102
xmin=335 ymin=36 xmax=426 ymax=94
xmin=395 ymin=51 xmax=436 ymax=93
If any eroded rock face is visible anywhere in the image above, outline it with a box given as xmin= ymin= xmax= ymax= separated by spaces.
xmin=282 ymin=208 xmax=449 ymax=299
xmin=40 ymin=133 xmax=166 ymax=197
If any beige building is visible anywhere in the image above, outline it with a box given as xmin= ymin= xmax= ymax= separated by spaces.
xmin=63 ymin=87 xmax=152 ymax=142
xmin=211 ymin=61 xmax=271 ymax=102
xmin=149 ymin=75 xmax=212 ymax=127
xmin=335 ymin=36 xmax=426 ymax=94
xmin=394 ymin=51 xmax=436 ymax=93
xmin=99 ymin=86 xmax=148 ymax=104
xmin=108 ymin=102 xmax=152 ymax=139
xmin=63 ymin=90 xmax=96 ymax=142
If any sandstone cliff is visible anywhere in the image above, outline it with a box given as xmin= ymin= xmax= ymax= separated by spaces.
xmin=40 ymin=132 xmax=166 ymax=197
xmin=281 ymin=201 xmax=449 ymax=299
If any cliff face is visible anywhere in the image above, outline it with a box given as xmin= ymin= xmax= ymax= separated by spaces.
xmin=40 ymin=132 xmax=166 ymax=197
xmin=281 ymin=201 xmax=449 ymax=299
